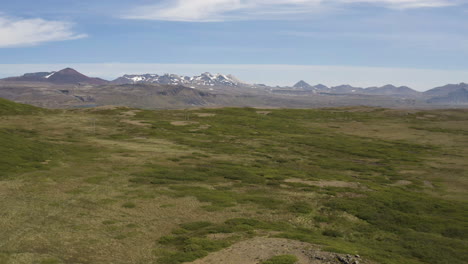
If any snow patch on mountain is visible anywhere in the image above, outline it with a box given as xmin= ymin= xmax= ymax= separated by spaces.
xmin=112 ymin=72 xmax=248 ymax=87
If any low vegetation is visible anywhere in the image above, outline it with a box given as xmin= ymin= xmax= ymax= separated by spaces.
xmin=262 ymin=255 xmax=298 ymax=264
xmin=0 ymin=100 xmax=467 ymax=264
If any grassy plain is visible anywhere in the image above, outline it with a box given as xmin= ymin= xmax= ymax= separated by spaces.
xmin=0 ymin=98 xmax=467 ymax=264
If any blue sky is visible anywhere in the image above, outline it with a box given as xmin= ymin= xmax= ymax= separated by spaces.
xmin=0 ymin=0 xmax=467 ymax=90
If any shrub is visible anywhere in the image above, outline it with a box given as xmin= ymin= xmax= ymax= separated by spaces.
xmin=122 ymin=202 xmax=136 ymax=208
xmin=322 ymin=229 xmax=343 ymax=238
xmin=289 ymin=201 xmax=312 ymax=214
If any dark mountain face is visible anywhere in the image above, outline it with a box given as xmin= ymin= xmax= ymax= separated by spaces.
xmin=46 ymin=68 xmax=108 ymax=85
xmin=2 ymin=68 xmax=108 ymax=85
xmin=424 ymin=83 xmax=468 ymax=97
xmin=427 ymin=87 xmax=468 ymax=104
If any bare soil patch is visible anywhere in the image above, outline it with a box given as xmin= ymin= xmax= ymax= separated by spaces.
xmin=121 ymin=110 xmax=142 ymax=117
xmin=424 ymin=181 xmax=434 ymax=188
xmin=188 ymin=237 xmax=369 ymax=264
xmin=285 ymin=179 xmax=361 ymax=188
xmin=190 ymin=124 xmax=211 ymax=131
xmin=391 ymin=180 xmax=412 ymax=186
xmin=121 ymin=119 xmax=150 ymax=127
xmin=171 ymin=121 xmax=199 ymax=126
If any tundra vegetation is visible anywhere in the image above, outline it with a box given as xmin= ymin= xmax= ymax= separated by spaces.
xmin=0 ymin=97 xmax=467 ymax=264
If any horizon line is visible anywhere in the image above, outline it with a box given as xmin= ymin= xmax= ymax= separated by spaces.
xmin=0 ymin=63 xmax=467 ymax=91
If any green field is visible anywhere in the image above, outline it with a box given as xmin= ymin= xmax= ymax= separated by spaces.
xmin=0 ymin=99 xmax=467 ymax=264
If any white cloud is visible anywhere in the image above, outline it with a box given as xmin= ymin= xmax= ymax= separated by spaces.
xmin=123 ymin=0 xmax=461 ymax=22
xmin=0 ymin=16 xmax=87 ymax=48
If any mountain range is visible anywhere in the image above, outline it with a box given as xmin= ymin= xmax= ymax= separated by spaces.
xmin=292 ymin=81 xmax=420 ymax=97
xmin=291 ymin=80 xmax=468 ymax=100
xmin=1 ymin=68 xmax=467 ymax=107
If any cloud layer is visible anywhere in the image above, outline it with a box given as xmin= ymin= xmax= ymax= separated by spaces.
xmin=0 ymin=16 xmax=86 ymax=48
xmin=124 ymin=0 xmax=461 ymax=22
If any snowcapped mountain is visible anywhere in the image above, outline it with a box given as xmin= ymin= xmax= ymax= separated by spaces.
xmin=112 ymin=72 xmax=248 ymax=87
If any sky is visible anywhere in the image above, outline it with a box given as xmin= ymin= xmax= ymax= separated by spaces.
xmin=0 ymin=0 xmax=467 ymax=90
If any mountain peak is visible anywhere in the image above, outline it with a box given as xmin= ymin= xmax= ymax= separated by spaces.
xmin=57 ymin=68 xmax=80 ymax=74
xmin=293 ymin=80 xmax=312 ymax=89
xmin=44 ymin=68 xmax=108 ymax=85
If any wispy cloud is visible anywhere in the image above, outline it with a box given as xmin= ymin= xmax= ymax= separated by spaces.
xmin=0 ymin=15 xmax=87 ymax=48
xmin=281 ymin=30 xmax=468 ymax=53
xmin=123 ymin=0 xmax=462 ymax=22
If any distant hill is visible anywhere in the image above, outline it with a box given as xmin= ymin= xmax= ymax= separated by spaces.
xmin=2 ymin=68 xmax=109 ymax=85
xmin=427 ymin=87 xmax=468 ymax=104
xmin=2 ymin=72 xmax=53 ymax=82
xmin=330 ymin=85 xmax=364 ymax=94
xmin=424 ymin=83 xmax=468 ymax=97
xmin=314 ymin=84 xmax=329 ymax=90
xmin=292 ymin=81 xmax=329 ymax=92
xmin=364 ymin=85 xmax=420 ymax=97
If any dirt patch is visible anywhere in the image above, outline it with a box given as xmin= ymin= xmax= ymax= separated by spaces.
xmin=171 ymin=121 xmax=199 ymax=126
xmin=285 ymin=179 xmax=361 ymax=188
xmin=195 ymin=113 xmax=216 ymax=117
xmin=190 ymin=125 xmax=211 ymax=131
xmin=121 ymin=110 xmax=142 ymax=117
xmin=90 ymin=138 xmax=191 ymax=154
xmin=256 ymin=111 xmax=272 ymax=115
xmin=391 ymin=180 xmax=412 ymax=186
xmin=424 ymin=181 xmax=434 ymax=188
xmin=121 ymin=119 xmax=151 ymax=127
xmin=188 ymin=237 xmax=369 ymax=264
